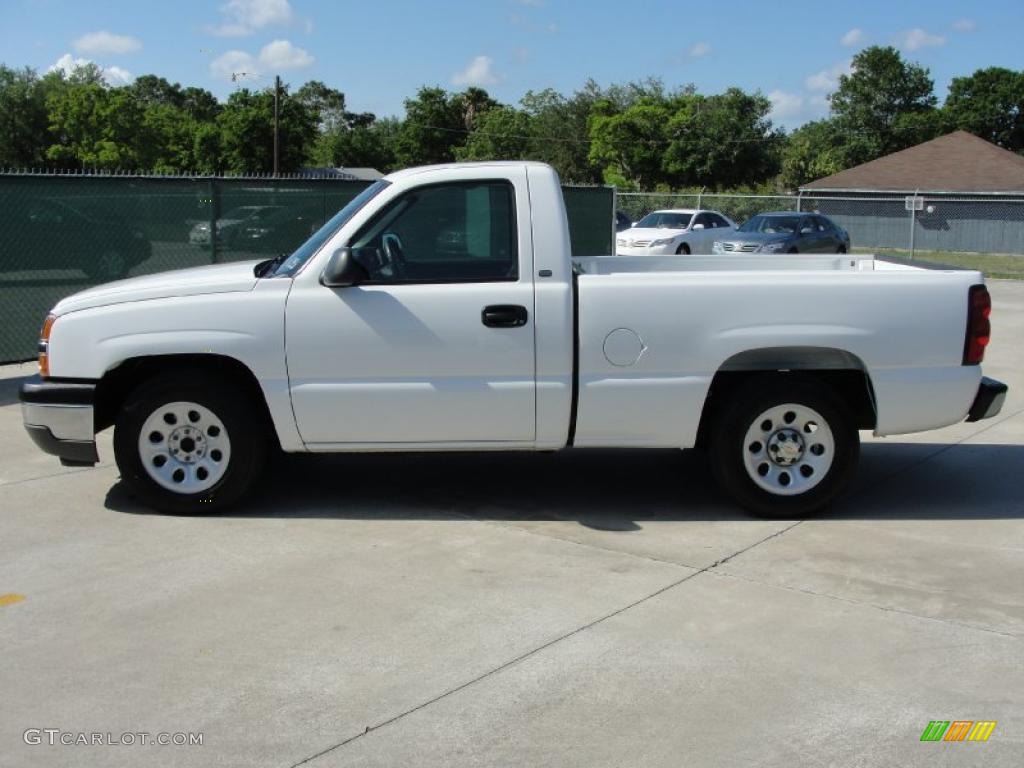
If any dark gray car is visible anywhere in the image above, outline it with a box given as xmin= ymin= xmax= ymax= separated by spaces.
xmin=712 ymin=211 xmax=850 ymax=254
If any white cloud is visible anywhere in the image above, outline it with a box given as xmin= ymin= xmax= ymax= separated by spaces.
xmin=49 ymin=53 xmax=134 ymax=85
xmin=805 ymin=60 xmax=852 ymax=93
xmin=767 ymin=89 xmax=830 ymax=128
xmin=210 ymin=40 xmax=313 ymax=81
xmin=258 ymin=39 xmax=313 ymax=69
xmin=840 ymin=28 xmax=864 ymax=47
xmin=73 ymin=31 xmax=142 ymax=55
xmin=210 ymin=50 xmax=258 ymax=80
xmin=688 ymin=41 xmax=711 ymax=58
xmin=208 ymin=0 xmax=294 ymax=36
xmin=452 ymin=55 xmax=500 ymax=87
xmin=767 ymin=90 xmax=805 ymax=121
xmin=103 ymin=65 xmax=134 ymax=85
xmin=897 ymin=27 xmax=946 ymax=51
xmin=952 ymin=18 xmax=976 ymax=32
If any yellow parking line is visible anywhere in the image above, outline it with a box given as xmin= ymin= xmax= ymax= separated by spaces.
xmin=0 ymin=593 xmax=26 ymax=607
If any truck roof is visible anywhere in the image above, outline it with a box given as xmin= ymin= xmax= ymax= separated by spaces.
xmin=384 ymin=161 xmax=555 ymax=182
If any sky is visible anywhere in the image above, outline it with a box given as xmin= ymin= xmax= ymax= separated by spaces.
xmin=2 ymin=0 xmax=1023 ymax=129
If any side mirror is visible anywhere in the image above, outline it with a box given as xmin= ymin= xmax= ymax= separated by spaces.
xmin=320 ymin=247 xmax=369 ymax=288
xmin=692 ymin=223 xmax=705 ymax=230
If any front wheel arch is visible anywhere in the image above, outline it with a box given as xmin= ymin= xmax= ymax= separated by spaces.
xmin=95 ymin=354 xmax=278 ymax=447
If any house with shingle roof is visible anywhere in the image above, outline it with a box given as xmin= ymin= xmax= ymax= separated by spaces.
xmin=798 ymin=132 xmax=1024 ymax=255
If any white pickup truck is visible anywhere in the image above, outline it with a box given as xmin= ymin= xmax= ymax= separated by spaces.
xmin=21 ymin=161 xmax=1007 ymax=517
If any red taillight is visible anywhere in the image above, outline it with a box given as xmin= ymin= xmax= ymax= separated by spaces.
xmin=963 ymin=285 xmax=991 ymax=365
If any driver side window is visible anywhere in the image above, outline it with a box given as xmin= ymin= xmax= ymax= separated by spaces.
xmin=350 ymin=181 xmax=518 ymax=283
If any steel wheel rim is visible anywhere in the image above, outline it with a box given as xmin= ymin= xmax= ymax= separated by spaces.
xmin=138 ymin=401 xmax=231 ymax=494
xmin=742 ymin=403 xmax=834 ymax=496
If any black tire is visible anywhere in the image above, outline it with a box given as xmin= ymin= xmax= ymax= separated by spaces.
xmin=836 ymin=246 xmax=847 ymax=254
xmin=787 ymin=247 xmax=799 ymax=254
xmin=709 ymin=375 xmax=859 ymax=518
xmin=113 ymin=371 xmax=268 ymax=514
xmin=676 ymin=242 xmax=691 ymax=255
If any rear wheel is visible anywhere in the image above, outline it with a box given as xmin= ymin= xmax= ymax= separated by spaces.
xmin=676 ymin=242 xmax=691 ymax=255
xmin=836 ymin=246 xmax=847 ymax=254
xmin=787 ymin=247 xmax=799 ymax=254
xmin=710 ymin=376 xmax=859 ymax=518
xmin=114 ymin=371 xmax=267 ymax=514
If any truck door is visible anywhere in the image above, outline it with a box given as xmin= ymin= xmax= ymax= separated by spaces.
xmin=285 ymin=176 xmax=537 ymax=445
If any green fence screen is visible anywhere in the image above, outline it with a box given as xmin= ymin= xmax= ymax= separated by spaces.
xmin=0 ymin=175 xmax=612 ymax=362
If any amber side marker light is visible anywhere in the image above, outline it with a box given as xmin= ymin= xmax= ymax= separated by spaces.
xmin=38 ymin=313 xmax=56 ymax=377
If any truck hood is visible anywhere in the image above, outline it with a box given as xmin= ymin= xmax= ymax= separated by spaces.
xmin=53 ymin=260 xmax=263 ymax=316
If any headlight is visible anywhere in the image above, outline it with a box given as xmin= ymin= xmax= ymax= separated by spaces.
xmin=712 ymin=241 xmax=724 ymax=253
xmin=38 ymin=313 xmax=56 ymax=377
xmin=760 ymin=242 xmax=786 ymax=253
xmin=651 ymin=238 xmax=675 ymax=247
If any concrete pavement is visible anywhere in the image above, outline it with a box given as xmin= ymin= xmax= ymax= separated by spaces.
xmin=1 ymin=281 xmax=1022 ymax=767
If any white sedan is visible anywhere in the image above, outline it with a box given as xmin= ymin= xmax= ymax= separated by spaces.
xmin=616 ymin=209 xmax=736 ymax=255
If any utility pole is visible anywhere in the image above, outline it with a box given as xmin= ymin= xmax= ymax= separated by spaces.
xmin=273 ymin=74 xmax=280 ymax=177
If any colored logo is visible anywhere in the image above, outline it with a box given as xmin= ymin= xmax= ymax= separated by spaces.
xmin=920 ymin=721 xmax=996 ymax=742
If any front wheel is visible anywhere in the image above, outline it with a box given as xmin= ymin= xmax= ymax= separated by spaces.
xmin=114 ymin=372 xmax=267 ymax=514
xmin=709 ymin=376 xmax=859 ymax=518
xmin=676 ymin=242 xmax=691 ymax=255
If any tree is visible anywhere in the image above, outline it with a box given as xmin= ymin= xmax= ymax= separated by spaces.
xmin=519 ymin=87 xmax=600 ymax=183
xmin=295 ymin=80 xmax=346 ymax=133
xmin=830 ymin=46 xmax=938 ymax=165
xmin=393 ymin=86 xmax=468 ymax=167
xmin=128 ymin=75 xmax=184 ymax=109
xmin=180 ymin=86 xmax=220 ymax=122
xmin=780 ymin=120 xmax=846 ymax=188
xmin=663 ymin=88 xmax=781 ymax=188
xmin=453 ymin=87 xmax=498 ymax=131
xmin=45 ymin=80 xmax=145 ymax=168
xmin=0 ymin=66 xmax=50 ymax=167
xmin=588 ymin=85 xmax=780 ymax=190
xmin=588 ymin=97 xmax=675 ymax=189
xmin=216 ymin=86 xmax=317 ymax=173
xmin=456 ymin=106 xmax=534 ymax=161
xmin=311 ymin=114 xmax=398 ymax=171
xmin=945 ymin=67 xmax=1024 ymax=152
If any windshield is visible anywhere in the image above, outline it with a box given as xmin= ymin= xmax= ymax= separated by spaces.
xmin=738 ymin=215 xmax=802 ymax=234
xmin=636 ymin=212 xmax=692 ymax=229
xmin=269 ymin=181 xmax=390 ymax=277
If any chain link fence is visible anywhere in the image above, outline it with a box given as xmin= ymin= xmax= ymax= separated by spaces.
xmin=0 ymin=173 xmax=613 ymax=362
xmin=617 ymin=190 xmax=1024 ymax=263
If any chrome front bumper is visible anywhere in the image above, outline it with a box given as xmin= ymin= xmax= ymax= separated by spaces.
xmin=20 ymin=376 xmax=99 ymax=466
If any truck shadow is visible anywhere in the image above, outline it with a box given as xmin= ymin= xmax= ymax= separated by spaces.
xmin=104 ymin=441 xmax=1024 ymax=524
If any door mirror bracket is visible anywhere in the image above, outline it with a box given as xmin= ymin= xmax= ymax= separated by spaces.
xmin=320 ymin=247 xmax=369 ymax=288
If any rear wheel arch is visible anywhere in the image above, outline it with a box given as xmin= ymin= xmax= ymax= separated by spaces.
xmin=695 ymin=347 xmax=877 ymax=450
